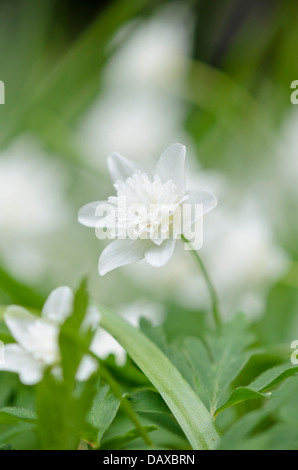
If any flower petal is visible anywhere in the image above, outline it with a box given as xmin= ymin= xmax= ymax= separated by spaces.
xmin=78 ymin=201 xmax=109 ymax=228
xmin=0 ymin=344 xmax=43 ymax=385
xmin=76 ymin=355 xmax=98 ymax=381
xmin=91 ymin=329 xmax=126 ymax=366
xmin=82 ymin=305 xmax=101 ymax=331
xmin=145 ymin=238 xmax=176 ymax=267
xmin=186 ymin=189 xmax=217 ymax=219
xmin=156 ymin=143 xmax=186 ymax=193
xmin=42 ymin=286 xmax=73 ymax=324
xmin=98 ymin=238 xmax=149 ymax=275
xmin=4 ymin=306 xmax=39 ymax=349
xmin=107 ymin=151 xmax=144 ymax=183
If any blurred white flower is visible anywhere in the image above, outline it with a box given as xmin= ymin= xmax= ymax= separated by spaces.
xmin=90 ymin=299 xmax=166 ymax=367
xmin=78 ymin=144 xmax=217 ymax=275
xmin=78 ymin=3 xmax=193 ymax=167
xmin=121 ymin=299 xmax=166 ymax=328
xmin=0 ymin=137 xmax=70 ymax=236
xmin=0 ymin=286 xmax=100 ymax=385
xmin=0 ymin=136 xmax=71 ymax=282
xmin=90 ymin=330 xmax=126 ymax=367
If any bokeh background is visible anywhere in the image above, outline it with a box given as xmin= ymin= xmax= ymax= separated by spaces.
xmin=0 ymin=0 xmax=298 ymax=359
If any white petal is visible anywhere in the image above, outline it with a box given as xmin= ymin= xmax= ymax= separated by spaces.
xmin=156 ymin=143 xmax=186 ymax=193
xmin=0 ymin=344 xmax=43 ymax=385
xmin=4 ymin=307 xmax=39 ymax=350
xmin=98 ymin=238 xmax=148 ymax=275
xmin=76 ymin=354 xmax=98 ymax=381
xmin=186 ymin=189 xmax=217 ymax=220
xmin=91 ymin=329 xmax=127 ymax=366
xmin=145 ymin=238 xmax=176 ymax=267
xmin=42 ymin=286 xmax=73 ymax=324
xmin=107 ymin=151 xmax=144 ymax=183
xmin=78 ymin=201 xmax=108 ymax=228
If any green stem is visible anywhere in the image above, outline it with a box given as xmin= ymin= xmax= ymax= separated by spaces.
xmin=98 ymin=305 xmax=221 ymax=450
xmin=182 ymin=235 xmax=221 ymax=329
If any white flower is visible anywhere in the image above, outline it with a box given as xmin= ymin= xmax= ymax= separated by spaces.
xmin=78 ymin=143 xmax=217 ymax=275
xmin=0 ymin=287 xmax=100 ymax=385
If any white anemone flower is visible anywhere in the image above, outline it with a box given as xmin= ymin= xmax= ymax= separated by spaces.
xmin=78 ymin=143 xmax=217 ymax=275
xmin=0 ymin=287 xmax=100 ymax=385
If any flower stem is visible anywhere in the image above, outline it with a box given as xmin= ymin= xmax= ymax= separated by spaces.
xmin=99 ymin=304 xmax=221 ymax=450
xmin=95 ymin=357 xmax=153 ymax=447
xmin=181 ymin=235 xmax=221 ymax=329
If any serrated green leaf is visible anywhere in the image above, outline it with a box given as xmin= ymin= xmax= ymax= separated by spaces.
xmin=183 ymin=314 xmax=254 ymax=415
xmin=84 ymin=384 xmax=120 ymax=447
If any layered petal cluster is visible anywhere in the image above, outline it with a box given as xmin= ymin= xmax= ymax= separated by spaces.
xmin=0 ymin=287 xmax=100 ymax=385
xmin=79 ymin=144 xmax=217 ymax=275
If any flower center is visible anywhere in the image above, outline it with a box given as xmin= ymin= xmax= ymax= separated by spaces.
xmin=108 ymin=173 xmax=187 ymax=242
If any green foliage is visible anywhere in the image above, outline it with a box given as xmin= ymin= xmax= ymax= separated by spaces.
xmin=36 ymin=279 xmax=98 ymax=449
xmin=182 ymin=314 xmax=254 ymax=415
xmin=0 ymin=0 xmax=298 ymax=451
xmin=215 ymin=364 xmax=298 ymax=417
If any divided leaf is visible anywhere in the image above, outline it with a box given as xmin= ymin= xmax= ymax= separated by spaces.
xmin=183 ymin=314 xmax=254 ymax=414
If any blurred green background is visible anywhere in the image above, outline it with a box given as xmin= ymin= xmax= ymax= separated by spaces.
xmin=0 ymin=0 xmax=298 ymax=345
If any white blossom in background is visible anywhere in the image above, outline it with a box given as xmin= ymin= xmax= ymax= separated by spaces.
xmin=0 ymin=136 xmax=70 ymax=282
xmin=0 ymin=286 xmax=100 ymax=385
xmin=90 ymin=299 xmax=166 ymax=366
xmin=120 ymin=299 xmax=166 ymax=329
xmin=78 ymin=144 xmax=217 ymax=275
xmin=78 ymin=3 xmax=193 ymax=168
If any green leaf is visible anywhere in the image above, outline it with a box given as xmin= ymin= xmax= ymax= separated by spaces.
xmin=36 ymin=369 xmax=97 ymax=450
xmin=0 ymin=407 xmax=37 ymax=425
xmin=37 ymin=280 xmax=98 ymax=449
xmin=215 ymin=364 xmax=298 ymax=416
xmin=0 ymin=321 xmax=14 ymax=343
xmin=84 ymin=384 xmax=120 ymax=447
xmin=219 ymin=376 xmax=298 ymax=450
xmin=0 ymin=265 xmax=43 ymax=310
xmin=183 ymin=314 xmax=254 ymax=415
xmin=100 ymin=425 xmax=157 ymax=450
xmin=59 ymin=278 xmax=93 ymax=387
xmin=99 ymin=305 xmax=221 ymax=450
xmin=127 ymin=390 xmax=171 ymax=415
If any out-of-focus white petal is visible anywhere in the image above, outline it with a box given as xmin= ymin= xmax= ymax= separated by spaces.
xmin=145 ymin=238 xmax=176 ymax=267
xmin=98 ymin=238 xmax=149 ymax=275
xmin=4 ymin=306 xmax=39 ymax=350
xmin=42 ymin=286 xmax=73 ymax=324
xmin=0 ymin=344 xmax=43 ymax=385
xmin=76 ymin=355 xmax=98 ymax=381
xmin=82 ymin=305 xmax=101 ymax=331
xmin=91 ymin=329 xmax=126 ymax=366
xmin=78 ymin=201 xmax=108 ymax=228
xmin=156 ymin=143 xmax=186 ymax=193
xmin=107 ymin=151 xmax=144 ymax=183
